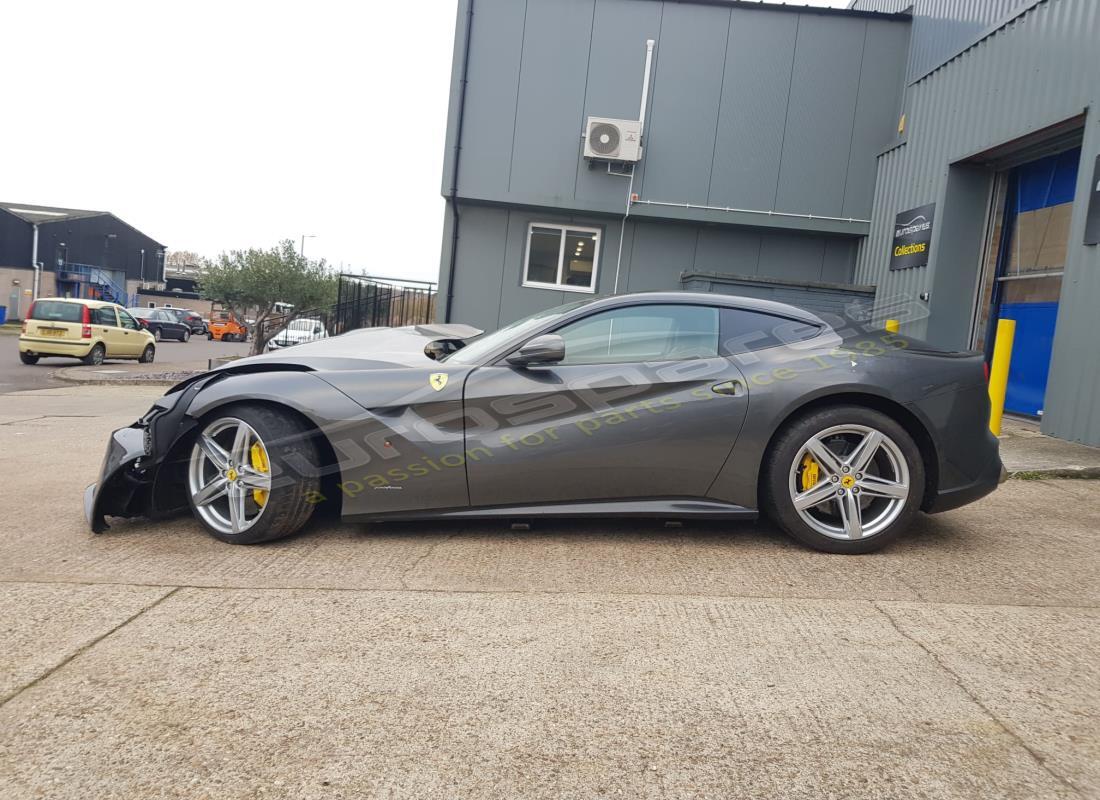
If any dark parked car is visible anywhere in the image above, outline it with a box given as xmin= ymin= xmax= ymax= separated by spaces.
xmin=87 ymin=292 xmax=1003 ymax=554
xmin=127 ymin=308 xmax=192 ymax=342
xmin=158 ymin=307 xmax=205 ymax=335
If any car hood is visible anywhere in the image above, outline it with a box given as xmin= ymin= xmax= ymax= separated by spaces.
xmin=228 ymin=323 xmax=483 ymax=371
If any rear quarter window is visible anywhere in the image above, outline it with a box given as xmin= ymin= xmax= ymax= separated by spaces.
xmin=30 ymin=301 xmax=83 ymax=323
xmin=719 ymin=308 xmax=823 ymax=355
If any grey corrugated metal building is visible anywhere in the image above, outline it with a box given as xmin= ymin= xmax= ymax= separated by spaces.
xmin=438 ymin=0 xmax=1100 ymax=445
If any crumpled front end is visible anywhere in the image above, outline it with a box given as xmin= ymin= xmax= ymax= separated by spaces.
xmin=85 ymin=381 xmax=207 ymax=533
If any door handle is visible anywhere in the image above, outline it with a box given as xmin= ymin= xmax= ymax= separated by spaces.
xmin=711 ymin=379 xmax=744 ymax=396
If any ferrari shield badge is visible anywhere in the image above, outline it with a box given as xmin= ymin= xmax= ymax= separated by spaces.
xmin=429 ymin=373 xmax=448 ymax=392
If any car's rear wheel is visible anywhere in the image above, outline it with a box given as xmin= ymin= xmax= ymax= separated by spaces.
xmin=187 ymin=405 xmax=320 ymax=544
xmin=181 ymin=329 xmax=190 ymax=342
xmin=20 ymin=352 xmax=39 ymax=365
xmin=82 ymin=343 xmax=106 ymax=366
xmin=139 ymin=344 xmax=155 ymax=363
xmin=153 ymin=328 xmax=162 ymax=342
xmin=762 ymin=405 xmax=924 ymax=554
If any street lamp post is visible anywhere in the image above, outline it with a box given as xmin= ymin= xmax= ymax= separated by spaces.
xmin=300 ymin=234 xmax=316 ymax=257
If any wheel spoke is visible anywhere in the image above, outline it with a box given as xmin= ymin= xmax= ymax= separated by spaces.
xmin=238 ymin=468 xmax=271 ymax=491
xmin=231 ymin=424 xmax=251 ymax=465
xmin=838 ymin=491 xmax=864 ymax=539
xmin=198 ymin=435 xmax=230 ymax=469
xmin=846 ymin=430 xmax=884 ymax=474
xmin=193 ymin=476 xmax=228 ymax=507
xmin=228 ymin=485 xmax=246 ymax=533
xmin=793 ymin=480 xmax=838 ymax=512
xmin=859 ymin=475 xmax=908 ymax=499
xmin=804 ymin=437 xmax=844 ymax=477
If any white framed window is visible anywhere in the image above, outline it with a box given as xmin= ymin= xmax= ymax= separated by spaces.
xmin=522 ymin=223 xmax=600 ymax=293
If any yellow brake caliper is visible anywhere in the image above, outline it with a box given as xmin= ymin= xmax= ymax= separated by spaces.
xmin=250 ymin=442 xmax=270 ymax=507
xmin=800 ymin=453 xmax=820 ymax=491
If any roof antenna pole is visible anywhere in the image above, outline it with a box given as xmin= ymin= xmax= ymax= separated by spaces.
xmin=613 ymin=39 xmax=655 ymax=296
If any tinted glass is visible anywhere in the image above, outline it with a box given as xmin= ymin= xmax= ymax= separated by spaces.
xmin=562 ymin=230 xmax=597 ymax=288
xmin=720 ymin=309 xmax=822 ymax=355
xmin=444 ymin=299 xmax=594 ymax=366
xmin=525 ymin=227 xmax=561 ymax=284
xmin=93 ymin=307 xmax=117 ymax=326
xmin=30 ymin=301 xmax=83 ymax=322
xmin=556 ymin=305 xmax=719 ymax=365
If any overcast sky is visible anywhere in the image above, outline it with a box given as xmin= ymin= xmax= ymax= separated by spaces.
xmin=3 ymin=0 xmax=848 ymax=282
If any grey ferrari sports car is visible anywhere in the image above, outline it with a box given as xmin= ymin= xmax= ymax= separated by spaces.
xmin=86 ymin=292 xmax=1004 ymax=553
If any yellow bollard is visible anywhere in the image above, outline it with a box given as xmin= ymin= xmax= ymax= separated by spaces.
xmin=884 ymin=319 xmax=900 ymax=333
xmin=988 ymin=318 xmax=1016 ymax=436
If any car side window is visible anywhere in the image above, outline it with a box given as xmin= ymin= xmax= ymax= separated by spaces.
xmin=719 ymin=308 xmax=822 ymax=355
xmin=554 ymin=304 xmax=719 ymax=365
xmin=93 ymin=307 xmax=118 ymax=326
xmin=118 ymin=310 xmax=141 ymax=331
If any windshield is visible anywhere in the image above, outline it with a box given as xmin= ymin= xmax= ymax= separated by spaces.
xmin=442 ymin=299 xmax=594 ymax=366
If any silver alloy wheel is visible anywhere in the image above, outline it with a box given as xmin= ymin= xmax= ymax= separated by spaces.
xmin=788 ymin=424 xmax=910 ymax=541
xmin=188 ymin=417 xmax=273 ymax=535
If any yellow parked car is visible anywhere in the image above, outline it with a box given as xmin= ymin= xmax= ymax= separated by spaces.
xmin=18 ymin=298 xmax=156 ymax=366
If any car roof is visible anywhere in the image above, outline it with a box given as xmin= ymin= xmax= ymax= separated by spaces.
xmin=579 ymin=291 xmax=827 ymax=326
xmin=35 ymin=297 xmax=118 ymax=309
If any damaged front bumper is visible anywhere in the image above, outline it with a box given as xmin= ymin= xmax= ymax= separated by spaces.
xmin=85 ymin=378 xmax=210 ymax=533
xmin=84 ymin=425 xmax=155 ymax=533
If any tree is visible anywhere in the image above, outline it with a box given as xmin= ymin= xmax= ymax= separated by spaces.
xmin=199 ymin=240 xmax=337 ymax=355
xmin=166 ymin=250 xmax=202 ymax=269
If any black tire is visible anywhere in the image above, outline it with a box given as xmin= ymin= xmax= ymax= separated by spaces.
xmin=20 ymin=352 xmax=39 ymax=365
xmin=82 ymin=343 xmax=106 ymax=366
xmin=207 ymin=332 xmax=214 ymax=341
xmin=181 ymin=330 xmax=190 ymax=343
xmin=761 ymin=405 xmax=925 ymax=554
xmin=154 ymin=328 xmax=162 ymax=342
xmin=187 ymin=404 xmax=321 ymax=545
xmin=139 ymin=344 xmax=155 ymax=363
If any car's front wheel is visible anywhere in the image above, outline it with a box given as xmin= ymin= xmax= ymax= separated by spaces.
xmin=181 ymin=329 xmax=190 ymax=342
xmin=139 ymin=344 xmax=155 ymax=363
xmin=186 ymin=405 xmax=321 ymax=544
xmin=762 ymin=406 xmax=924 ymax=554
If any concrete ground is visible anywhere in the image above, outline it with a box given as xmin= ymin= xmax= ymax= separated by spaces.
xmin=0 ymin=385 xmax=1097 ymax=799
xmin=0 ymin=332 xmax=249 ymax=394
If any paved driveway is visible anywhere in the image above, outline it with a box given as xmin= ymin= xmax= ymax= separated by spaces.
xmin=0 ymin=385 xmax=1097 ymax=799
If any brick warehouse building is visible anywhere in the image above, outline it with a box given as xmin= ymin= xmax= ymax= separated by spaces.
xmin=436 ymin=0 xmax=1100 ymax=445
xmin=0 ymin=202 xmax=166 ymax=320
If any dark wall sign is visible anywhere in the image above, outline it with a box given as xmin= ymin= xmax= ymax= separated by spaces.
xmin=890 ymin=202 xmax=936 ymax=270
xmin=1084 ymin=154 xmax=1100 ymax=246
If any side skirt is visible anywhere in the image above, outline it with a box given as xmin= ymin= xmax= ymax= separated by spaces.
xmin=345 ymin=498 xmax=758 ymax=524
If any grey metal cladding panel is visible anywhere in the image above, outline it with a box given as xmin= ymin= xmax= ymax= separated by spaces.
xmin=694 ymin=227 xmax=762 ymax=276
xmin=820 ymin=237 xmax=857 ymax=284
xmin=509 ymin=0 xmax=596 ymax=202
xmin=637 ymin=2 xmax=730 ymax=203
xmin=625 ymin=222 xmax=698 ymax=292
xmin=455 ymin=0 xmax=526 ymax=199
xmin=707 ymin=11 xmax=799 ymax=210
xmin=574 ymin=0 xmax=663 ymax=210
xmin=450 ymin=205 xmax=510 ymax=331
xmin=774 ymin=15 xmax=868 ymax=217
xmin=758 ymin=234 xmax=827 ymax=282
xmin=842 ymin=19 xmax=909 ymax=218
xmin=853 ymin=0 xmax=1035 ymax=81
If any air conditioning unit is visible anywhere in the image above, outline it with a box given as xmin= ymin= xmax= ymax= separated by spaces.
xmin=584 ymin=117 xmax=643 ymax=162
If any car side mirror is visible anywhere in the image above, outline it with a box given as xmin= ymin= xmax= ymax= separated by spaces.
xmin=506 ymin=334 xmax=565 ymax=367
